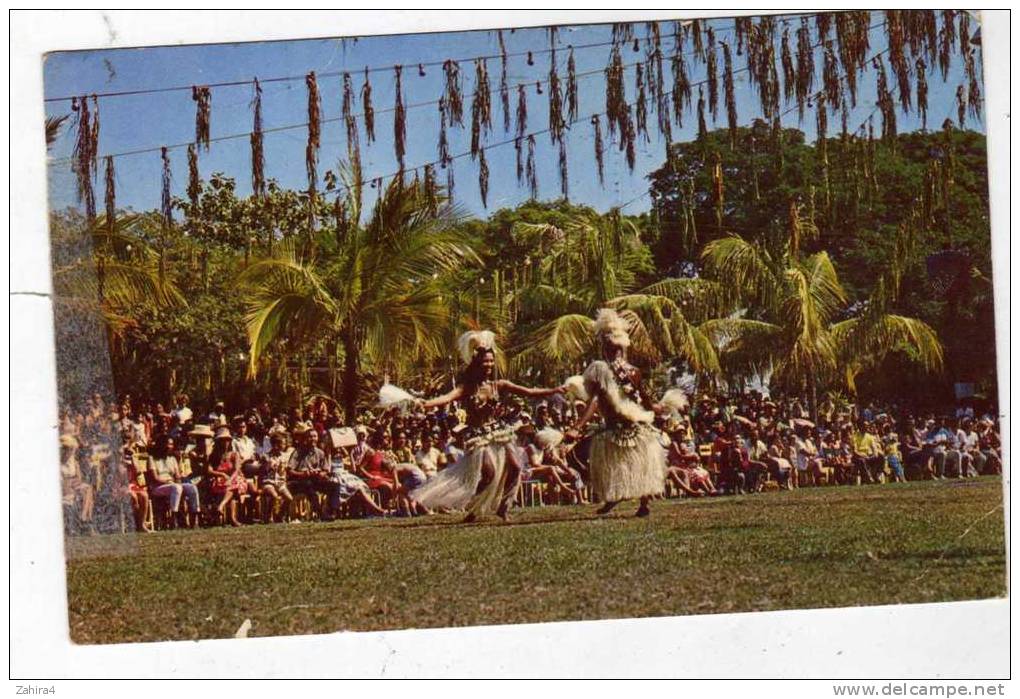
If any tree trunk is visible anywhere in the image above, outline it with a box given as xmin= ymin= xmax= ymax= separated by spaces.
xmin=341 ymin=326 xmax=360 ymax=424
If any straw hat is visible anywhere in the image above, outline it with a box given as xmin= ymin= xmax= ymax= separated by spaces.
xmin=59 ymin=434 xmax=79 ymax=448
xmin=214 ymin=426 xmax=232 ymax=441
xmin=189 ymin=424 xmax=215 ymax=439
xmin=291 ymin=421 xmax=313 ymax=436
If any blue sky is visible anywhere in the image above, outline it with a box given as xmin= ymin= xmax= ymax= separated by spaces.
xmin=43 ymin=12 xmax=981 ymax=219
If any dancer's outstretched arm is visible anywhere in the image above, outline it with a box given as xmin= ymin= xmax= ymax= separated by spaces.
xmin=420 ymin=385 xmax=464 ymax=410
xmin=566 ymin=397 xmax=600 ymax=440
xmin=497 ymin=379 xmax=566 ymax=398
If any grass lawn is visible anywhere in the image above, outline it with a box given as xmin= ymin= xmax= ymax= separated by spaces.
xmin=64 ymin=478 xmax=1007 ymax=644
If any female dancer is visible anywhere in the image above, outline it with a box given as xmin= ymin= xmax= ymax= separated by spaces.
xmin=566 ymin=309 xmax=668 ymax=518
xmin=392 ymin=330 xmax=564 ymax=522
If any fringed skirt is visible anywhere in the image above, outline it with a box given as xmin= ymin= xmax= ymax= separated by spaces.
xmin=589 ymin=422 xmax=667 ymax=503
xmin=410 ymin=425 xmax=517 ymax=517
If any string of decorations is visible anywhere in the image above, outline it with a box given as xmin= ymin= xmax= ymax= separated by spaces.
xmin=55 ymin=12 xmax=982 ymax=221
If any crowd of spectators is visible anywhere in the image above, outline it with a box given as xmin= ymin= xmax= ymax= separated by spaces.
xmin=58 ymin=389 xmax=1003 ymax=534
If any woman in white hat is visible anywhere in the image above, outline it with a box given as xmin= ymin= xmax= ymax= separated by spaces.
xmin=566 ymin=309 xmax=668 ymax=517
xmin=398 ymin=330 xmax=565 ymax=522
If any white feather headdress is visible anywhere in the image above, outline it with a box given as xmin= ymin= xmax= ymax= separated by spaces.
xmin=593 ymin=308 xmax=631 ymax=348
xmin=457 ymin=330 xmax=497 ymax=364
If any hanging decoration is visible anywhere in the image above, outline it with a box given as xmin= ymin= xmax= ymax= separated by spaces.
xmin=915 ymin=58 xmax=929 ymax=131
xmin=611 ymin=22 xmax=634 ymax=46
xmin=592 ymin=114 xmax=605 ymax=185
xmin=834 ymin=11 xmax=870 ymax=108
xmin=548 ymin=48 xmax=566 ymax=144
xmin=444 ymin=59 xmax=464 ymax=126
xmin=671 ymin=28 xmax=691 ymax=127
xmin=437 ymin=96 xmax=452 ymax=197
xmin=160 ymin=146 xmax=173 ymax=227
xmin=822 ymin=42 xmax=842 ymax=109
xmin=604 ymin=44 xmax=626 ymax=138
xmin=361 ymin=67 xmax=375 ymax=143
xmin=478 ymin=147 xmax=489 ymax=208
xmin=796 ymin=17 xmax=815 ymax=123
xmin=526 ymin=134 xmax=538 ymax=199
xmin=886 ymin=11 xmax=912 ymax=113
xmin=955 ymin=85 xmax=966 ymax=128
xmin=192 ymin=85 xmax=212 ymax=151
xmin=470 ymin=58 xmax=492 ymax=157
xmin=735 ymin=16 xmax=752 ymax=55
xmin=558 ymin=138 xmax=569 ymax=200
xmin=780 ymin=27 xmax=795 ymax=104
xmin=816 ymin=13 xmax=833 ymax=44
xmin=705 ymin=27 xmax=718 ymax=121
xmin=250 ymin=77 xmax=265 ymax=200
xmin=305 ymin=71 xmax=321 ymax=195
xmin=71 ymin=95 xmax=98 ymax=221
xmin=873 ymin=56 xmax=897 ymax=141
xmin=621 ymin=105 xmax=636 ymax=171
xmin=691 ymin=19 xmax=705 ymax=61
xmin=723 ymin=42 xmax=738 ymax=148
xmin=104 ymin=155 xmax=115 ymax=232
xmin=393 ymin=65 xmax=406 ymax=178
xmin=958 ymin=12 xmax=971 ymax=54
xmin=635 ymin=63 xmax=648 ymax=141
xmin=187 ymin=143 xmax=200 ymax=208
xmin=696 ymin=85 xmax=707 ymax=140
xmin=964 ymin=47 xmax=982 ymax=120
xmin=938 ymin=10 xmax=956 ymax=78
xmin=498 ymin=31 xmax=511 ymax=134
xmin=566 ymin=47 xmax=579 ymax=123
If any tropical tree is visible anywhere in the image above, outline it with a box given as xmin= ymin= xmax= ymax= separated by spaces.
xmin=696 ymin=204 xmax=943 ymax=414
xmin=239 ymin=171 xmax=480 ymax=420
xmin=507 ymin=208 xmax=721 ymax=382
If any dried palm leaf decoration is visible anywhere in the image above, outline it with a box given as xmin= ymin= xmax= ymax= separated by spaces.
xmin=964 ymin=47 xmax=982 ymax=120
xmin=780 ymin=28 xmax=795 ymax=105
xmin=915 ymin=58 xmax=929 ymax=131
xmin=187 ymin=144 xmax=200 ymax=208
xmin=723 ymin=42 xmax=737 ymax=148
xmin=71 ymin=95 xmax=98 ymax=220
xmin=605 ymin=44 xmax=626 ymax=138
xmin=393 ymin=65 xmax=406 ymax=177
xmin=671 ymin=23 xmax=691 ymax=127
xmin=305 ymin=71 xmax=321 ymax=195
xmin=938 ymin=10 xmax=956 ymax=78
xmin=444 ymin=60 xmax=464 ymax=126
xmin=558 ymin=138 xmax=569 ymax=200
xmin=478 ymin=147 xmax=489 ymax=208
xmin=192 ymin=85 xmax=212 ymax=150
xmin=566 ymin=47 xmax=578 ymax=123
xmin=696 ymin=86 xmax=707 ymax=140
xmin=471 ymin=58 xmax=492 ymax=158
xmin=104 ymin=155 xmax=115 ymax=232
xmin=361 ymin=67 xmax=375 ymax=143
xmin=547 ymin=48 xmax=566 ymax=144
xmin=250 ymin=78 xmax=266 ymax=200
xmin=795 ymin=18 xmax=815 ymax=123
xmin=591 ymin=114 xmax=605 ymax=185
xmin=706 ymin=27 xmax=718 ymax=121
xmin=498 ymin=31 xmax=511 ymax=133
xmin=955 ymin=85 xmax=966 ymax=128
xmin=635 ymin=63 xmax=648 ymax=141
xmin=526 ymin=134 xmax=538 ymax=199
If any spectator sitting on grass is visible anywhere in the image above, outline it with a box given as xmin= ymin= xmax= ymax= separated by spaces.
xmin=60 ymin=434 xmax=95 ymax=533
xmin=257 ymin=432 xmax=294 ymax=523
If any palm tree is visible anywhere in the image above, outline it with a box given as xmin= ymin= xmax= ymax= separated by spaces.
xmin=45 ymin=115 xmax=69 ymax=151
xmin=51 ymin=213 xmax=183 ymax=346
xmin=696 ymin=206 xmax=942 ymax=414
xmin=508 ymin=208 xmax=721 ymax=380
xmin=239 ymin=172 xmax=480 ymax=421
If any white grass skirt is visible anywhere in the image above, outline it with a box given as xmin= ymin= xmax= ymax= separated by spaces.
xmin=410 ymin=443 xmax=509 ymax=516
xmin=589 ymin=424 xmax=667 ymax=502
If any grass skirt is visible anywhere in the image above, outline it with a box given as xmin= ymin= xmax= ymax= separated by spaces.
xmin=410 ymin=426 xmax=515 ymax=516
xmin=589 ymin=423 xmax=666 ymax=502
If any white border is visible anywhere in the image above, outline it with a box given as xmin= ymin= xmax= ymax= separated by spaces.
xmin=8 ymin=9 xmax=1011 ymax=680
